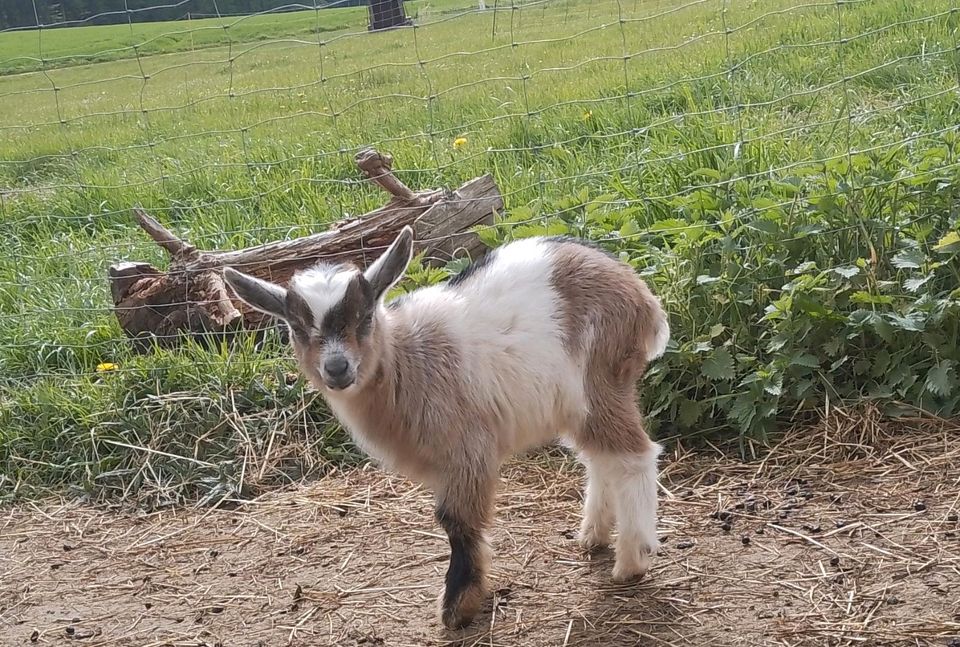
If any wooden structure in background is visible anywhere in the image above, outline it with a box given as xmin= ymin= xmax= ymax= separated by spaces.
xmin=108 ymin=148 xmax=503 ymax=351
xmin=367 ymin=0 xmax=412 ymax=31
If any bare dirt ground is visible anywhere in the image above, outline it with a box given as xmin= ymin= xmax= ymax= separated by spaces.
xmin=2 ymin=412 xmax=959 ymax=647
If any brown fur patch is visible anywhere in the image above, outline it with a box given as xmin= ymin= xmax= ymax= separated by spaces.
xmin=548 ymin=240 xmax=664 ymax=455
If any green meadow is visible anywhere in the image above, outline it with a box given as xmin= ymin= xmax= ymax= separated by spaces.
xmin=1 ymin=0 xmax=958 ymax=503
xmin=0 ymin=0 xmax=474 ymax=74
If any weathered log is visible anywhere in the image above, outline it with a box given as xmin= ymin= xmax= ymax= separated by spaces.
xmin=109 ymin=148 xmax=503 ymax=351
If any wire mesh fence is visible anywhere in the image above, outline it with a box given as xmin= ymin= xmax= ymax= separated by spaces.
xmin=1 ymin=0 xmax=958 ymax=502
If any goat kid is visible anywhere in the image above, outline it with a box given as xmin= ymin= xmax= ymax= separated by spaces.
xmin=224 ymin=227 xmax=669 ymax=630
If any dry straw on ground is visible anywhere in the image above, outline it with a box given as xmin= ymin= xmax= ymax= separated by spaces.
xmin=2 ymin=409 xmax=959 ymax=646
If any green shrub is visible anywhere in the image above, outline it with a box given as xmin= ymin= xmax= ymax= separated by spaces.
xmin=477 ymin=132 xmax=960 ymax=448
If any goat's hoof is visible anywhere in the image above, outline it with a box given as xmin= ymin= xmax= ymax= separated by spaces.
xmin=612 ymin=554 xmax=651 ymax=583
xmin=577 ymin=523 xmax=611 ymax=553
xmin=578 ymin=534 xmax=611 ymax=554
xmin=440 ymin=593 xmax=482 ymax=630
xmin=439 ymin=582 xmax=485 ymax=630
xmin=441 ymin=606 xmax=476 ymax=630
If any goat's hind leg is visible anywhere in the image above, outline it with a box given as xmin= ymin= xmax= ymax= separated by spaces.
xmin=577 ymin=400 xmax=662 ymax=582
xmin=434 ymin=476 xmax=495 ymax=630
xmin=608 ymin=442 xmax=661 ymax=581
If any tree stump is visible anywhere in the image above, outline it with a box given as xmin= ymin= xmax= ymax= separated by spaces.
xmin=108 ymin=148 xmax=503 ymax=351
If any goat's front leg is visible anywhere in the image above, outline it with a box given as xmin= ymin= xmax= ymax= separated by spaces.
xmin=434 ymin=475 xmax=495 ymax=630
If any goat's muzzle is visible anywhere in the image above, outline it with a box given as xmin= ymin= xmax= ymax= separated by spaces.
xmin=322 ymin=354 xmax=356 ymax=391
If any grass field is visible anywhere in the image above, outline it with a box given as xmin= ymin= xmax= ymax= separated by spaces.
xmin=0 ymin=0 xmax=475 ymax=75
xmin=1 ymin=0 xmax=959 ymax=502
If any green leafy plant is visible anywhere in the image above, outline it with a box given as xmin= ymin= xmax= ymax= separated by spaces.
xmin=476 ymin=131 xmax=960 ymax=446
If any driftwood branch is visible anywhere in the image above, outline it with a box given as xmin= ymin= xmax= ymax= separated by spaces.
xmin=133 ymin=208 xmax=198 ymax=260
xmin=355 ymin=149 xmax=417 ymax=202
xmin=109 ymin=148 xmax=503 ymax=350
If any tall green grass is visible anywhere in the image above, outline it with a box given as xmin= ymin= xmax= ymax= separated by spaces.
xmin=0 ymin=0 xmax=476 ymax=75
xmin=1 ymin=0 xmax=958 ymax=503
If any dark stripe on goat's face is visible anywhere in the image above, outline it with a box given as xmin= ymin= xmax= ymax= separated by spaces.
xmin=319 ymin=274 xmax=376 ymax=341
xmin=284 ymin=289 xmax=315 ymax=344
xmin=435 ymin=505 xmax=480 ymax=625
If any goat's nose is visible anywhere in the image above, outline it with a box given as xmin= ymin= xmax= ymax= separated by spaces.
xmin=324 ymin=355 xmax=349 ymax=378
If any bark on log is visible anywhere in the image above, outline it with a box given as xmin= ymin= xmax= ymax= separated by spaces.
xmin=109 ymin=148 xmax=503 ymax=351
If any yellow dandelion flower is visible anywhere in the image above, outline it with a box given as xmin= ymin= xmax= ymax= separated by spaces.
xmin=453 ymin=137 xmax=468 ymax=149
xmin=582 ymin=110 xmax=593 ymax=121
xmin=96 ymin=362 xmax=118 ymax=372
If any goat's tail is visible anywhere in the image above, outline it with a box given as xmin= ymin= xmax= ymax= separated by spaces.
xmin=644 ymin=301 xmax=670 ymax=363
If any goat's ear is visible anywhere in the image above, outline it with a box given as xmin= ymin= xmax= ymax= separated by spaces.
xmin=223 ymin=267 xmax=288 ymax=321
xmin=364 ymin=225 xmax=413 ymax=300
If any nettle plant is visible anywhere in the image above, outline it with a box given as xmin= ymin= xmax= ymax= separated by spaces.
xmin=469 ymin=132 xmax=960 ymax=447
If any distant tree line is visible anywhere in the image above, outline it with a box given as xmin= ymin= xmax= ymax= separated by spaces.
xmin=0 ymin=0 xmax=369 ymax=30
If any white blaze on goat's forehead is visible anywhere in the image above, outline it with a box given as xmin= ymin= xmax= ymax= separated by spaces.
xmin=291 ymin=266 xmax=359 ymax=322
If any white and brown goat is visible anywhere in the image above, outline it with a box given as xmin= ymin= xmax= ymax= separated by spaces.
xmin=224 ymin=228 xmax=669 ymax=630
